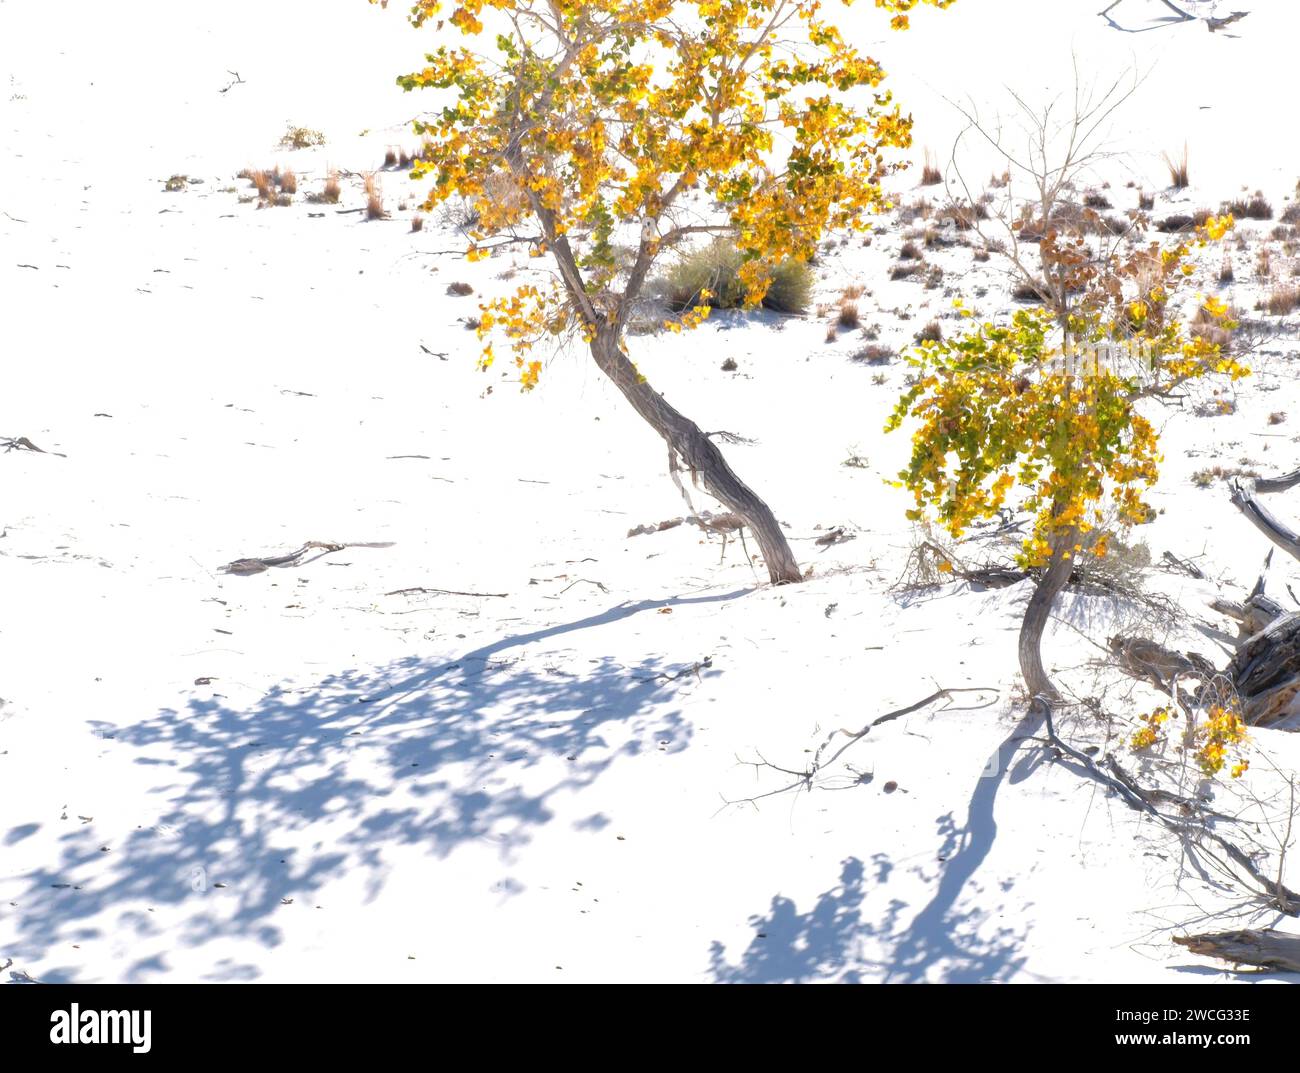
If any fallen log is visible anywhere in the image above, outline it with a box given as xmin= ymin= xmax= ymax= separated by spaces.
xmin=1173 ymin=929 xmax=1300 ymax=972
xmin=1230 ymin=476 xmax=1300 ymax=563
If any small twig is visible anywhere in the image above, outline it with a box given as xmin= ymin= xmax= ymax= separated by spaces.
xmin=633 ymin=656 xmax=713 ymax=685
xmin=218 ymin=70 xmax=245 ymax=94
xmin=221 ymin=540 xmax=394 ymax=576
xmin=384 ymin=586 xmax=507 ymax=598
xmin=728 ymin=687 xmax=999 ymax=805
xmin=558 ymin=578 xmax=609 ymax=595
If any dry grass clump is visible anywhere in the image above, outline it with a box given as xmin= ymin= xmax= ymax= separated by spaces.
xmin=279 ymin=169 xmax=297 ymax=195
xmin=842 ymin=283 xmax=865 ymax=300
xmin=920 ymin=149 xmax=942 ymax=186
xmin=837 ymin=299 xmax=860 ymax=329
xmin=322 ymin=171 xmax=341 ymax=203
xmin=1281 ymin=203 xmax=1300 ymax=226
xmin=447 ymin=281 xmax=474 ymax=296
xmin=250 ymin=169 xmax=274 ymax=199
xmin=411 ymin=215 xmax=424 ymax=233
xmin=890 ymin=261 xmax=922 ymax=280
xmin=1156 ymin=208 xmax=1213 ymax=233
xmin=852 ymin=343 xmax=895 ymax=365
xmin=1259 ymin=283 xmax=1300 ymax=316
xmin=1138 ymin=189 xmax=1155 ymax=210
xmin=364 ymin=173 xmax=385 ymax=219
xmin=973 ymin=247 xmax=991 ymax=262
xmin=1011 ymin=279 xmax=1048 ymax=303
xmin=898 ymin=240 xmax=922 ymax=260
xmin=825 ymin=324 xmax=839 ymax=343
xmin=914 ymin=320 xmax=943 ymax=343
xmin=1218 ymin=253 xmax=1234 ymax=284
xmin=1268 ymin=411 xmax=1287 ymax=425
xmin=1223 ymin=193 xmax=1272 ymax=220
xmin=384 ymin=147 xmax=398 ymax=168
xmin=1083 ymin=190 xmax=1112 ymax=210
xmin=1163 ymin=144 xmax=1189 ymax=189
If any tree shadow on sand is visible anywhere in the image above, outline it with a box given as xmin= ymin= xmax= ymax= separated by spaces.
xmin=709 ymin=706 xmax=1046 ymax=982
xmin=10 ymin=591 xmax=745 ymax=980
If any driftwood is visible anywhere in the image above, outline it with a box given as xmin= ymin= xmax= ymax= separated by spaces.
xmin=1173 ymin=929 xmax=1300 ymax=972
xmin=1211 ymin=593 xmax=1286 ymax=638
xmin=1206 ymin=11 xmax=1250 ymax=33
xmin=220 ymin=541 xmax=394 ymax=575
xmin=2 ymin=436 xmax=65 ymax=457
xmin=1227 ymin=611 xmax=1300 ymax=724
xmin=1229 ymin=474 xmax=1300 ymax=563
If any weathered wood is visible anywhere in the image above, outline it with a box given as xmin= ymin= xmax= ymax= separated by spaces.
xmin=1230 ymin=477 xmax=1300 ymax=563
xmin=1173 ymin=930 xmax=1300 ymax=972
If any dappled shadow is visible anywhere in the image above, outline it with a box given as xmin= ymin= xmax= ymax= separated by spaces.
xmin=709 ymin=708 xmax=1042 ymax=983
xmin=9 ymin=591 xmax=746 ymax=977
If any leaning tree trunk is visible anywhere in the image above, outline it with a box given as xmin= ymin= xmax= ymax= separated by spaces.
xmin=1018 ymin=527 xmax=1080 ymax=700
xmin=588 ymin=329 xmax=802 ymax=584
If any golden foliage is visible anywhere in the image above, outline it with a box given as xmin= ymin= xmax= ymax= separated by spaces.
xmin=373 ymin=0 xmax=954 ymax=388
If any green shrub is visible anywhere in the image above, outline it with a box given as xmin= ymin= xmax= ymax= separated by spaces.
xmin=662 ymin=240 xmax=812 ymax=314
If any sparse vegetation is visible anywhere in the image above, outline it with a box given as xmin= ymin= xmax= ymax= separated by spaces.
xmin=1223 ymin=193 xmax=1272 ymax=220
xmin=1260 ymin=283 xmax=1300 ymax=315
xmin=279 ymin=124 xmax=326 ymax=149
xmin=913 ymin=319 xmax=942 ymax=343
xmin=279 ymin=169 xmax=297 ymax=195
xmin=898 ymin=240 xmax=921 ymax=260
xmin=662 ymin=240 xmax=813 ymax=315
xmin=890 ymin=261 xmax=922 ymax=280
xmin=837 ymin=299 xmax=860 ymax=329
xmin=447 ymin=281 xmax=475 ymax=296
xmin=411 ymin=214 xmax=424 ymax=232
xmin=920 ymin=148 xmax=942 ymax=186
xmin=1192 ymin=465 xmax=1260 ymax=487
xmin=853 ymin=343 xmax=894 ymax=365
xmin=1163 ymin=143 xmax=1189 ymax=189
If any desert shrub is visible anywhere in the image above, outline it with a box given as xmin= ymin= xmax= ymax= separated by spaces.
xmin=1281 ymin=203 xmax=1300 ymax=225
xmin=280 ymin=124 xmax=325 ymax=149
xmin=1223 ymin=194 xmax=1272 ymax=220
xmin=662 ymin=239 xmax=811 ymax=314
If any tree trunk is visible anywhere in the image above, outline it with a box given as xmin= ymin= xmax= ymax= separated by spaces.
xmin=1173 ymin=929 xmax=1300 ymax=972
xmin=1018 ymin=528 xmax=1079 ymax=700
xmin=588 ymin=329 xmax=802 ymax=584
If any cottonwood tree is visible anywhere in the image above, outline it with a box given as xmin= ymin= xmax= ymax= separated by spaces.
xmin=373 ymin=0 xmax=954 ymax=583
xmin=887 ymin=214 xmax=1247 ymax=699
